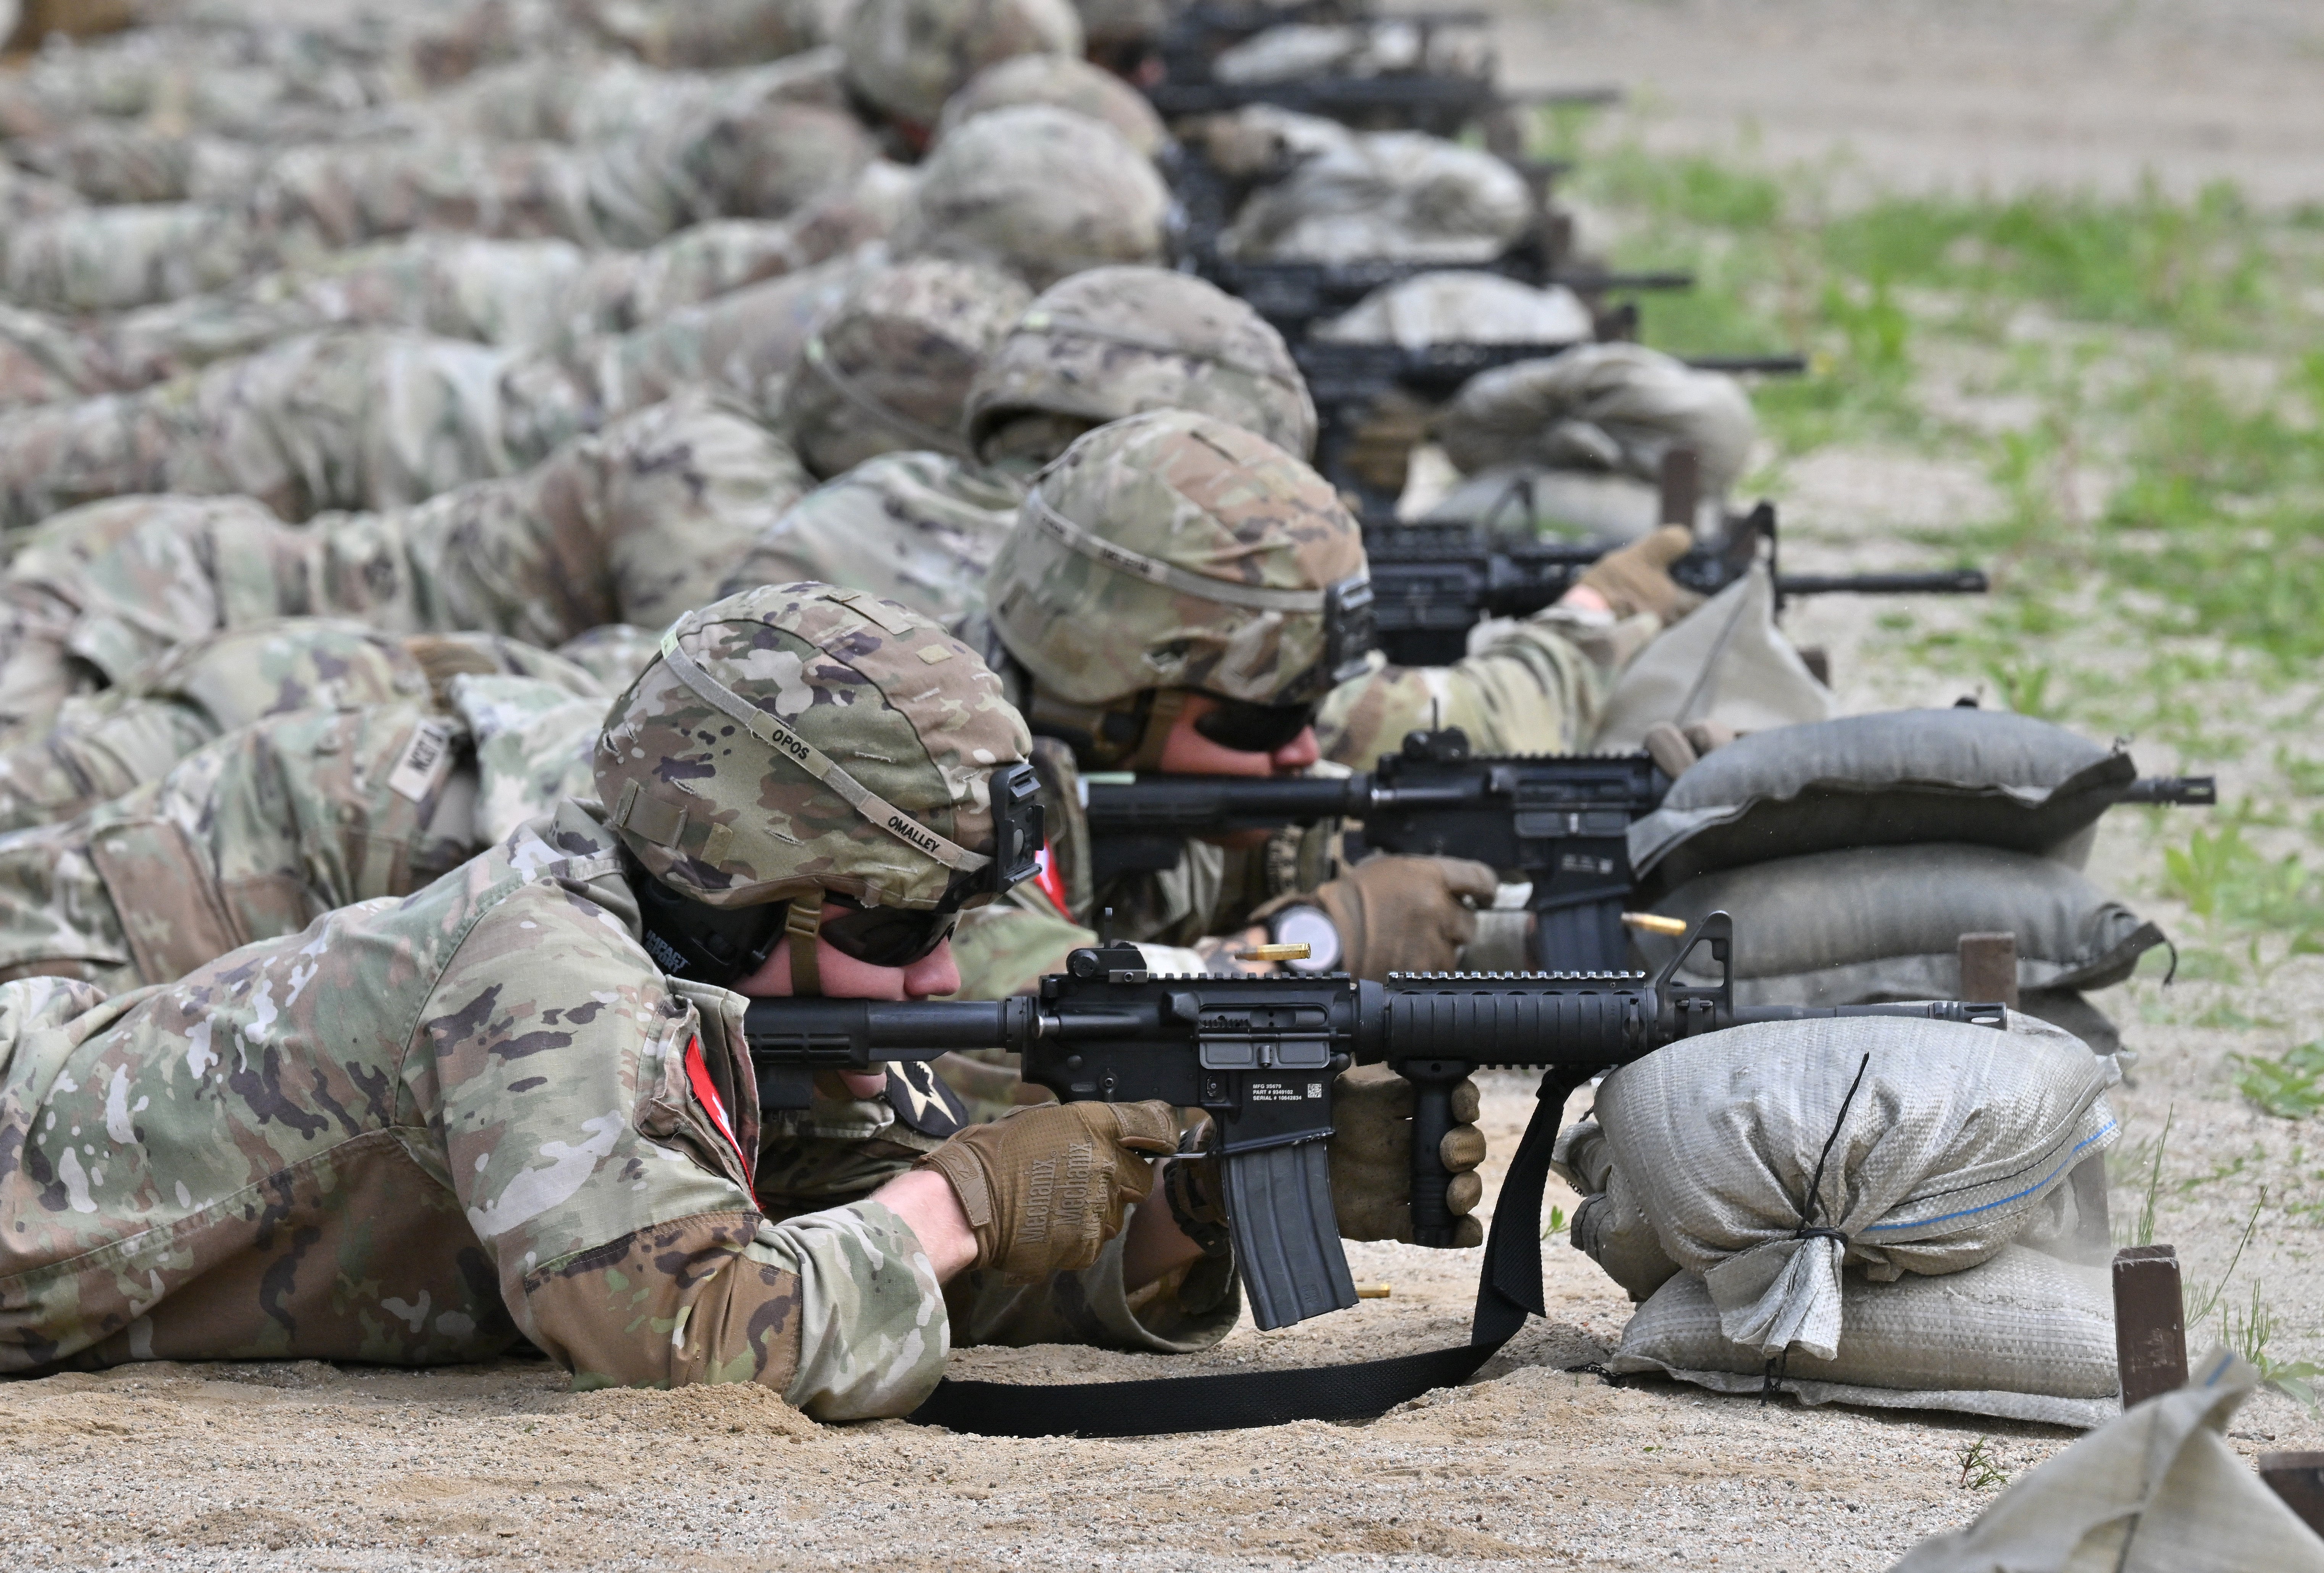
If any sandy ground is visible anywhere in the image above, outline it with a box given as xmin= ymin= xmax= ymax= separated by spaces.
xmin=7 ymin=3 xmax=2324 ymax=1568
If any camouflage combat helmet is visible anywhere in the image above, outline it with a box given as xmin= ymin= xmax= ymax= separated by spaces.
xmin=691 ymin=100 xmax=880 ymax=219
xmin=934 ymin=53 xmax=1167 ymax=156
xmin=595 ymin=583 xmax=1039 ymax=990
xmin=894 ymin=105 xmax=1168 ymax=292
xmin=989 ymin=410 xmax=1372 ymax=765
xmin=839 ymin=0 xmax=1083 ymax=133
xmin=777 ymin=257 xmax=1034 ymax=478
xmin=965 ymin=265 xmax=1318 ymax=467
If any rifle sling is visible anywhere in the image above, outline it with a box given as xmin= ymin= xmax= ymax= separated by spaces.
xmin=904 ymin=1071 xmax=1581 ymax=1438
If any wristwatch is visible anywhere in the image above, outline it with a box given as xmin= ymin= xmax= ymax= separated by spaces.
xmin=1267 ymin=904 xmax=1341 ymax=973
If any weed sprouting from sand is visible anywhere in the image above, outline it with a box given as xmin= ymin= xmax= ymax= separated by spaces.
xmin=2233 ymin=1043 xmax=2324 ymax=1119
xmin=2116 ymin=1105 xmax=2174 ymax=1250
xmin=1956 ymin=1437 xmax=2009 ymax=1491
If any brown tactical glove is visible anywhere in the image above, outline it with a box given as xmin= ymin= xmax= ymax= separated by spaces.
xmin=1328 ymin=1063 xmax=1486 ymax=1247
xmin=1295 ymin=854 xmax=1500 ymax=979
xmin=915 ymin=1099 xmax=1180 ymax=1282
xmin=1576 ymin=526 xmax=1705 ymax=626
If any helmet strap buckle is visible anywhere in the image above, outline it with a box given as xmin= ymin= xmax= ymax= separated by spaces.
xmin=785 ymin=898 xmax=825 ymax=997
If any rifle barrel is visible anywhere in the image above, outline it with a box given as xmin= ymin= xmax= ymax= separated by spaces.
xmin=1685 ymin=354 xmax=1810 ymax=375
xmin=2119 ymin=776 xmax=2219 ymax=806
xmin=1777 ymin=569 xmax=1990 ymax=596
xmin=1552 ymin=269 xmax=1695 ymax=292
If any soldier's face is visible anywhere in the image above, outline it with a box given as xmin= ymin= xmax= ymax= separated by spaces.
xmin=736 ymin=903 xmax=963 ymax=1098
xmin=1157 ymin=693 xmax=1320 ymax=847
xmin=1155 ymin=693 xmax=1320 ymax=780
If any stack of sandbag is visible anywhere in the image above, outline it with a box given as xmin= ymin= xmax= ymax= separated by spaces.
xmin=1626 ymin=707 xmax=2173 ymax=1050
xmin=1555 ymin=1009 xmax=2124 ymax=1426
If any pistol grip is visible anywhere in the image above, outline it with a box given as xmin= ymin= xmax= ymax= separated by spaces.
xmin=1402 ymin=1060 xmax=1465 ymax=1247
xmin=1221 ymin=1142 xmax=1357 ymax=1331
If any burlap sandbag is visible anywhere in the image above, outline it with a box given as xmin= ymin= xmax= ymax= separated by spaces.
xmin=1890 ymin=1349 xmax=2324 ymax=1571
xmin=1590 ymin=566 xmax=1834 ymax=753
xmin=1636 ymin=843 xmax=2168 ymax=1006
xmin=1434 ymin=344 xmax=1759 ymax=499
xmin=1610 ymin=1245 xmax=2120 ymax=1428
xmin=1593 ymin=1011 xmax=2119 ymax=1362
xmin=1627 ymin=707 xmax=2138 ymax=891
xmin=1312 ymin=272 xmax=1593 ymax=351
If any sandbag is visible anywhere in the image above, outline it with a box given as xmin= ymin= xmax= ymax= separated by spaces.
xmin=1593 ymin=1010 xmax=2119 ymax=1362
xmin=1412 ymin=464 xmax=1670 ymax=541
xmin=1627 ymin=708 xmax=2140 ymax=890
xmin=1609 ymin=1246 xmax=2119 ymax=1429
xmin=1591 ymin=566 xmax=1835 ymax=753
xmin=1434 ymin=344 xmax=1759 ymax=499
xmin=1551 ymin=1115 xmax=1682 ymax=1303
xmin=1636 ymin=843 xmax=2167 ymax=1006
xmin=1890 ymin=1349 xmax=2324 ymax=1572
xmin=1312 ymin=272 xmax=1593 ymax=350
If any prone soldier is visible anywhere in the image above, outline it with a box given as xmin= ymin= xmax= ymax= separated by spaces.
xmin=0 ymin=582 xmax=1484 ymax=1407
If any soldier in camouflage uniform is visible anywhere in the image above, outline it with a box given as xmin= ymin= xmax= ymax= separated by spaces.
xmin=895 ymin=105 xmax=1169 ymax=291
xmin=0 ymin=617 xmax=638 ymax=833
xmin=0 ymin=163 xmax=913 ymax=412
xmin=0 ymin=0 xmax=834 ymax=148
xmin=0 ymin=582 xmax=1467 ymax=1406
xmin=0 ymin=256 xmax=1036 ymax=738
xmin=933 ymin=52 xmax=1167 ymax=156
xmin=837 ymin=0 xmax=1083 ymax=155
xmin=925 ymin=410 xmax=1698 ymax=1008
xmin=721 ymin=265 xmax=1314 ymax=625
xmin=0 ymin=657 xmax=617 ymax=991
xmin=0 ymin=88 xmax=876 ymax=315
xmin=0 ymin=243 xmax=878 ymax=530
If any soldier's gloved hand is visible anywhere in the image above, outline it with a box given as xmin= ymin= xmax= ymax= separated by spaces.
xmin=1280 ymin=854 xmax=1500 ymax=979
xmin=1328 ymin=1063 xmax=1486 ymax=1247
xmin=1576 ymin=526 xmax=1705 ymax=626
xmin=915 ymin=1100 xmax=1180 ymax=1282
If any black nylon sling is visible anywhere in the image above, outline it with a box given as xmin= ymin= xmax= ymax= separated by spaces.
xmin=905 ymin=1071 xmax=1585 ymax=1438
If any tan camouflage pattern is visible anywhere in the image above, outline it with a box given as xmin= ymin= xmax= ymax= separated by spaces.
xmin=0 ymin=182 xmax=906 ymax=414
xmin=0 ymin=391 xmax=810 ymax=734
xmin=1314 ymin=608 xmax=1630 ymax=768
xmin=894 ymin=105 xmax=1168 ymax=292
xmin=0 ymin=619 xmax=432 ymax=833
xmin=0 ymin=327 xmax=596 ymax=530
xmin=933 ymin=52 xmax=1165 ymax=155
xmin=0 ymin=259 xmax=862 ymax=534
xmin=548 ymin=625 xmax=663 ymax=694
xmin=0 ymin=24 xmax=410 ymax=144
xmin=0 ymin=797 xmax=956 ymax=1419
xmin=595 ymin=581 xmax=1032 ymax=912
xmin=0 ymin=697 xmax=487 ymax=991
xmin=719 ymin=451 xmax=1026 ymax=625
xmin=773 ymin=258 xmax=1031 ymax=478
xmin=0 ymin=100 xmax=876 ymax=315
xmin=4 ymin=121 xmax=263 ymax=207
xmin=988 ymin=409 xmax=1367 ymax=707
xmin=838 ymin=0 xmax=1081 ymax=129
xmin=965 ymin=265 xmax=1318 ymax=462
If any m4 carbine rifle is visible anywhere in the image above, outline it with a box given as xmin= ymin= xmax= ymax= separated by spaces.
xmin=1081 ymin=726 xmax=2220 ymax=974
xmin=744 ymin=912 xmax=2005 ymax=1337
xmin=1365 ymin=501 xmax=1990 ymax=667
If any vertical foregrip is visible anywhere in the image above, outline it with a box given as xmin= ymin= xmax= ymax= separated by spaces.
xmin=1405 ymin=1072 xmax=1461 ymax=1248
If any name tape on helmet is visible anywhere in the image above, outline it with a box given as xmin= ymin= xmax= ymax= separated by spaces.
xmin=656 ymin=622 xmax=993 ymax=875
xmin=1023 ymin=489 xmax=1352 ymax=615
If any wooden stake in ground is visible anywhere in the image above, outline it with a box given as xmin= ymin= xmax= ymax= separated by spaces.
xmin=2113 ymin=1245 xmax=2189 ymax=1408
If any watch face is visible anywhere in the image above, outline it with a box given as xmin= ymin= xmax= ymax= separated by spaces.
xmin=1272 ymin=904 xmax=1343 ymax=973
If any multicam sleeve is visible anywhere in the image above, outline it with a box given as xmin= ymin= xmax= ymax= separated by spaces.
xmin=426 ymin=885 xmax=949 ymax=1416
xmin=1314 ymin=608 xmax=1655 ymax=768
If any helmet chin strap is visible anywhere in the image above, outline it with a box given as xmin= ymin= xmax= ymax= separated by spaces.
xmin=785 ymin=896 xmax=825 ymax=997
xmin=1125 ymin=688 xmax=1187 ymax=772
